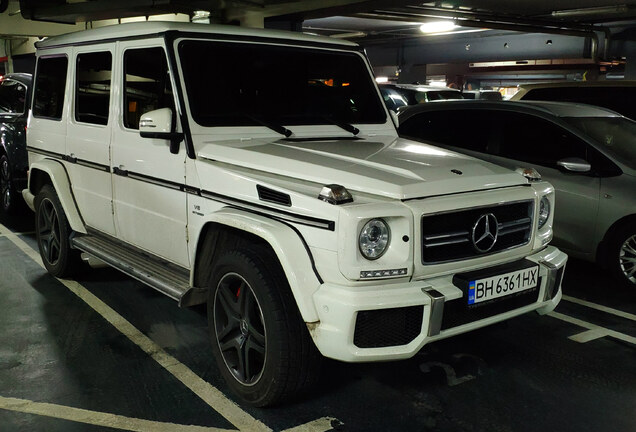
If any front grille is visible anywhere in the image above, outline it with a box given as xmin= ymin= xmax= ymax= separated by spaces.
xmin=422 ymin=200 xmax=533 ymax=264
xmin=441 ymin=286 xmax=540 ymax=330
xmin=354 ymin=306 xmax=424 ymax=348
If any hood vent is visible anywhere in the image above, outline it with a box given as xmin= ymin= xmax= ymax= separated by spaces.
xmin=257 ymin=185 xmax=292 ymax=207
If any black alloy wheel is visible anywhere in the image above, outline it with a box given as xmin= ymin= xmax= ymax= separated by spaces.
xmin=213 ymin=272 xmax=267 ymax=386
xmin=0 ymin=155 xmax=12 ymax=213
xmin=35 ymin=185 xmax=80 ymax=278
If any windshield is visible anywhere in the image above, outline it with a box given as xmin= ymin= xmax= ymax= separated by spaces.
xmin=0 ymin=79 xmax=27 ymax=114
xmin=178 ymin=40 xmax=386 ymax=127
xmin=564 ymin=116 xmax=636 ymax=169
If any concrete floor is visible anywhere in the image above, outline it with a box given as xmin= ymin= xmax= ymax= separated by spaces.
xmin=1 ymin=207 xmax=635 ymax=432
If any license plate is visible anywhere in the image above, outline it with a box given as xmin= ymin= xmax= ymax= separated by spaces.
xmin=467 ymin=266 xmax=539 ymax=305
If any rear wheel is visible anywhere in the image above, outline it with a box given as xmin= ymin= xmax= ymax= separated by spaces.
xmin=206 ymin=247 xmax=322 ymax=407
xmin=35 ymin=185 xmax=81 ymax=277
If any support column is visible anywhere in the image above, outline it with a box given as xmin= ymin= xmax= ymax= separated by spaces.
xmin=624 ymin=41 xmax=636 ymax=79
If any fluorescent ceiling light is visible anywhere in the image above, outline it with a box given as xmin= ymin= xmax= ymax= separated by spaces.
xmin=419 ymin=21 xmax=457 ymax=34
xmin=375 ymin=77 xmax=389 ymax=83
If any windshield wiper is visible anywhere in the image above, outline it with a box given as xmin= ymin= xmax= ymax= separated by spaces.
xmin=246 ymin=114 xmax=293 ymax=138
xmin=322 ymin=116 xmax=360 ymax=135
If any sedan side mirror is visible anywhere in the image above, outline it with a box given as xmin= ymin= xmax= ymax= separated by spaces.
xmin=556 ymin=157 xmax=591 ymax=173
xmin=139 ymin=108 xmax=184 ymax=154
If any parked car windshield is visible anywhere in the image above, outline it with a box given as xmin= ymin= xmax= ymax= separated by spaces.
xmin=564 ymin=116 xmax=636 ymax=169
xmin=178 ymin=40 xmax=386 ymax=127
xmin=0 ymin=79 xmax=26 ymax=114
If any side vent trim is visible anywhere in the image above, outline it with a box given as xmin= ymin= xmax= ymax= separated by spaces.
xmin=257 ymin=185 xmax=292 ymax=207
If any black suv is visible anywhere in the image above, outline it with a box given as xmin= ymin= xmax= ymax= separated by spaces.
xmin=0 ymin=73 xmax=31 ymax=213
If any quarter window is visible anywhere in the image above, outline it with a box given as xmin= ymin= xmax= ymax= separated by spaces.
xmin=76 ymin=52 xmax=112 ymax=125
xmin=33 ymin=56 xmax=68 ymax=120
xmin=123 ymin=47 xmax=174 ymax=129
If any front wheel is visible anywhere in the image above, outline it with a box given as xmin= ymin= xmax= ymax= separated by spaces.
xmin=35 ymin=185 xmax=80 ymax=278
xmin=206 ymin=247 xmax=321 ymax=407
xmin=605 ymin=223 xmax=636 ymax=289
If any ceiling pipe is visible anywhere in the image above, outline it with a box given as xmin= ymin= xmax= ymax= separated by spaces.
xmin=356 ymin=9 xmax=611 ymax=61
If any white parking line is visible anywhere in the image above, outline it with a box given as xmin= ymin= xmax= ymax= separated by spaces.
xmin=0 ymin=224 xmax=270 ymax=432
xmin=562 ymin=295 xmax=636 ymax=322
xmin=0 ymin=396 xmax=233 ymax=432
xmin=549 ymin=311 xmax=636 ymax=346
xmin=0 ymin=230 xmax=35 ymax=237
xmin=280 ymin=417 xmax=341 ymax=432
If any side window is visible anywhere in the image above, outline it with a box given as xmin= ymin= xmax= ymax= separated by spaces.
xmin=76 ymin=51 xmax=112 ymax=125
xmin=0 ymin=79 xmax=27 ymax=114
xmin=33 ymin=56 xmax=68 ymax=120
xmin=123 ymin=47 xmax=174 ymax=129
xmin=496 ymin=112 xmax=587 ymax=167
xmin=399 ymin=110 xmax=491 ymax=153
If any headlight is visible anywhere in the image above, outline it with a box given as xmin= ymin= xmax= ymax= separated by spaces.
xmin=538 ymin=196 xmax=550 ymax=229
xmin=359 ymin=218 xmax=390 ymax=260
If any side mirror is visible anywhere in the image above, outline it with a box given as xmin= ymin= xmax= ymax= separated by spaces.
xmin=556 ymin=157 xmax=591 ymax=173
xmin=139 ymin=108 xmax=184 ymax=154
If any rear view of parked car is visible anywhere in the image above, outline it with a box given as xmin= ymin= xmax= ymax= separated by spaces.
xmin=511 ymin=80 xmax=636 ymax=120
xmin=398 ymin=100 xmax=636 ymax=289
xmin=0 ymin=73 xmax=31 ymax=214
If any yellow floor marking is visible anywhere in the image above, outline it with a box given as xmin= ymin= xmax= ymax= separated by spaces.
xmin=0 ymin=396 xmax=234 ymax=432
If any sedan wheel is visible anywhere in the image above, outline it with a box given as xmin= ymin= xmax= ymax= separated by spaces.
xmin=619 ymin=234 xmax=636 ymax=285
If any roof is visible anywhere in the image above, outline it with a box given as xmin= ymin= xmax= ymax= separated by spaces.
xmin=397 ymin=100 xmax=623 ymax=123
xmin=1 ymin=73 xmax=32 ymax=85
xmin=385 ymin=83 xmax=461 ymax=92
xmin=517 ymin=80 xmax=636 ymax=90
xmin=36 ymin=21 xmax=359 ymax=50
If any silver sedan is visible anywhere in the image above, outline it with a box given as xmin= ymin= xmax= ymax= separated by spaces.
xmin=398 ymin=100 xmax=636 ymax=289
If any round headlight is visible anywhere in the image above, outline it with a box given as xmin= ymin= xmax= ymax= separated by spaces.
xmin=538 ymin=196 xmax=551 ymax=229
xmin=359 ymin=218 xmax=390 ymax=260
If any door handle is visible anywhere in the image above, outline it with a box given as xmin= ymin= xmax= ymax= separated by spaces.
xmin=112 ymin=165 xmax=128 ymax=176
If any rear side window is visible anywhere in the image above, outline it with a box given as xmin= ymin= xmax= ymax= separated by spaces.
xmin=33 ymin=56 xmax=68 ymax=120
xmin=0 ymin=79 xmax=27 ymax=114
xmin=123 ymin=47 xmax=174 ymax=129
xmin=399 ymin=109 xmax=492 ymax=153
xmin=76 ymin=51 xmax=112 ymax=125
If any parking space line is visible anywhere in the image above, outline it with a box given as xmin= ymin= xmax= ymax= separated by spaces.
xmin=0 ymin=224 xmax=270 ymax=432
xmin=280 ymin=417 xmax=341 ymax=432
xmin=549 ymin=311 xmax=636 ymax=346
xmin=0 ymin=230 xmax=35 ymax=237
xmin=562 ymin=295 xmax=636 ymax=322
xmin=568 ymin=328 xmax=609 ymax=343
xmin=0 ymin=396 xmax=233 ymax=432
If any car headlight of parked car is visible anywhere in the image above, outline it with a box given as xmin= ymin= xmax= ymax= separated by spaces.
xmin=359 ymin=218 xmax=391 ymax=260
xmin=538 ymin=195 xmax=551 ymax=229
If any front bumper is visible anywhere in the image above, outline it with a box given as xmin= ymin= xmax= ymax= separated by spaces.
xmin=310 ymin=246 xmax=567 ymax=362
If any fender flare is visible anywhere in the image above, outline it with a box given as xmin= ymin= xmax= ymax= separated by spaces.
xmin=193 ymin=207 xmax=322 ymax=322
xmin=27 ymin=159 xmax=87 ymax=234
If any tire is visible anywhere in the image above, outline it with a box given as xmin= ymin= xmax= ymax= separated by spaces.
xmin=605 ymin=223 xmax=636 ymax=289
xmin=35 ymin=185 xmax=81 ymax=278
xmin=206 ymin=247 xmax=322 ymax=407
xmin=0 ymin=154 xmax=14 ymax=214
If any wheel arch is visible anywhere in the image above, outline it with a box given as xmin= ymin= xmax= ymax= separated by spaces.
xmin=191 ymin=208 xmax=322 ymax=322
xmin=596 ymin=213 xmax=636 ymax=266
xmin=27 ymin=159 xmax=86 ymax=234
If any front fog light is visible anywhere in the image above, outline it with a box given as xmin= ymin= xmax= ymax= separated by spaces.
xmin=359 ymin=218 xmax=390 ymax=260
xmin=538 ymin=196 xmax=550 ymax=229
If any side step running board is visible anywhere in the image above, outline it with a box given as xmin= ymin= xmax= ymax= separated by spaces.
xmin=71 ymin=233 xmax=207 ymax=307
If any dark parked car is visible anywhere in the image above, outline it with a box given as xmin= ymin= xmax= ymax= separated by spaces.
xmin=379 ymin=83 xmax=463 ymax=111
xmin=511 ymin=81 xmax=636 ymax=120
xmin=398 ymin=100 xmax=636 ymax=289
xmin=0 ymin=73 xmax=31 ymax=213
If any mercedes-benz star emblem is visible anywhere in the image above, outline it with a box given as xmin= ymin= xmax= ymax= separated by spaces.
xmin=472 ymin=213 xmax=499 ymax=252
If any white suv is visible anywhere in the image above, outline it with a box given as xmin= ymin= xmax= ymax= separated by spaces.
xmin=24 ymin=22 xmax=567 ymax=406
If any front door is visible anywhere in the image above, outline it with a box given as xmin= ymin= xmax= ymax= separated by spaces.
xmin=111 ymin=42 xmax=189 ymax=267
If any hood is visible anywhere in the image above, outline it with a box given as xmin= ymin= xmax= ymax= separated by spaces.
xmin=196 ymin=136 xmax=526 ymax=200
